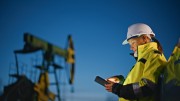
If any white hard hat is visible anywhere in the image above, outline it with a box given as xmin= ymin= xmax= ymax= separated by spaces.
xmin=122 ymin=23 xmax=155 ymax=45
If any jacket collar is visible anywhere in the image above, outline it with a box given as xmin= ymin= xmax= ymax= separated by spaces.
xmin=137 ymin=42 xmax=158 ymax=60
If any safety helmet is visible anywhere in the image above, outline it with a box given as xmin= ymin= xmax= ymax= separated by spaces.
xmin=122 ymin=23 xmax=155 ymax=45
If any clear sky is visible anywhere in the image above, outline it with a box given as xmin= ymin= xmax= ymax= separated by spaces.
xmin=0 ymin=0 xmax=180 ymax=101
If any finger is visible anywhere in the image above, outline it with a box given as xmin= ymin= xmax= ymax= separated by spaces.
xmin=105 ymin=84 xmax=112 ymax=92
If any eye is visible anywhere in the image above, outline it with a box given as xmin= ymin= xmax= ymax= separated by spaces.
xmin=129 ymin=41 xmax=135 ymax=46
xmin=128 ymin=38 xmax=138 ymax=46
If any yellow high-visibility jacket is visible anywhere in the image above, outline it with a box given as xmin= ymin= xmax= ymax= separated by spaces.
xmin=163 ymin=46 xmax=180 ymax=101
xmin=164 ymin=46 xmax=180 ymax=84
xmin=119 ymin=42 xmax=167 ymax=101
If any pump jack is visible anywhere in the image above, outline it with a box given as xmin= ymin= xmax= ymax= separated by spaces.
xmin=0 ymin=33 xmax=75 ymax=101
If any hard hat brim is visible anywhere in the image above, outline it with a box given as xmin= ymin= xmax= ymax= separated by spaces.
xmin=122 ymin=33 xmax=155 ymax=45
xmin=122 ymin=39 xmax=128 ymax=45
xmin=122 ymin=34 xmax=141 ymax=45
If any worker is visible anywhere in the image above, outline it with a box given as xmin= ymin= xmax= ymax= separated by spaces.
xmin=105 ymin=23 xmax=167 ymax=101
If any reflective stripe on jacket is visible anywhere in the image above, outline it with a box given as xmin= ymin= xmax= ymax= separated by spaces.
xmin=119 ymin=42 xmax=167 ymax=101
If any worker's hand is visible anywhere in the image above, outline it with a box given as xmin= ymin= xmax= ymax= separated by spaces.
xmin=106 ymin=76 xmax=120 ymax=83
xmin=105 ymin=80 xmax=114 ymax=92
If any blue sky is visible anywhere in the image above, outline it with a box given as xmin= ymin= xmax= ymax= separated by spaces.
xmin=0 ymin=0 xmax=180 ymax=101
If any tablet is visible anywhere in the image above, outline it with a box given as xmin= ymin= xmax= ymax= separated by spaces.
xmin=94 ymin=76 xmax=109 ymax=86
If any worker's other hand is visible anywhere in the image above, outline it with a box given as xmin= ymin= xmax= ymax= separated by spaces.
xmin=105 ymin=80 xmax=114 ymax=92
xmin=105 ymin=81 xmax=123 ymax=97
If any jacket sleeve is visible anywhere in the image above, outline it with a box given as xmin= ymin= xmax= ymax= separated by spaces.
xmin=112 ymin=79 xmax=156 ymax=100
xmin=112 ymin=51 xmax=166 ymax=100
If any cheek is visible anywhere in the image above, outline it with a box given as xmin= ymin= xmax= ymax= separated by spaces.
xmin=132 ymin=43 xmax=138 ymax=50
